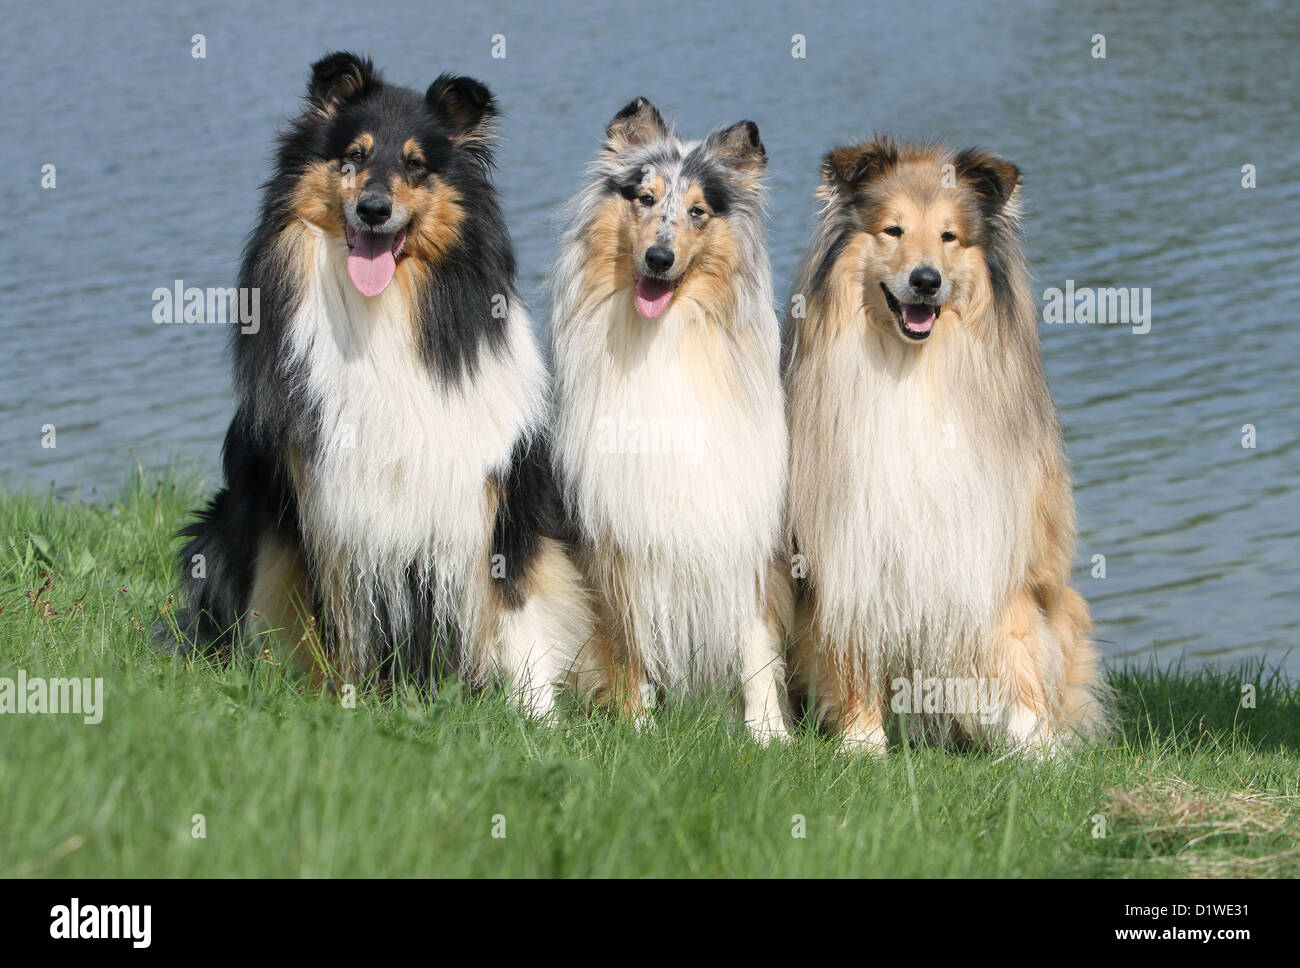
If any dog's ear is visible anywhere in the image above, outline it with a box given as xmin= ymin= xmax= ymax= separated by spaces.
xmin=427 ymin=75 xmax=497 ymax=139
xmin=954 ymin=148 xmax=1021 ymax=211
xmin=820 ymin=138 xmax=899 ymax=194
xmin=604 ymin=98 xmax=669 ymax=154
xmin=307 ymin=51 xmax=378 ymax=115
xmin=427 ymin=75 xmax=498 ymax=164
xmin=706 ymin=120 xmax=767 ymax=186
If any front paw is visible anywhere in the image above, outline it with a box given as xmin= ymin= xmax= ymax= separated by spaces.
xmin=840 ymin=725 xmax=888 ymax=755
xmin=746 ymin=719 xmax=791 ymax=746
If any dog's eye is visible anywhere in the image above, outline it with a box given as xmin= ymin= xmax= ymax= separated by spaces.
xmin=689 ymin=205 xmax=707 ymax=219
xmin=638 ymin=193 xmax=655 ymax=207
xmin=941 ymin=231 xmax=957 ymax=243
xmin=346 ymin=148 xmax=366 ymax=162
xmin=405 ymin=156 xmax=425 ymax=171
xmin=883 ymin=225 xmax=903 ymax=237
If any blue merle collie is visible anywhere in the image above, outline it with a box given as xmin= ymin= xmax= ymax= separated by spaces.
xmin=549 ymin=99 xmax=791 ymax=742
xmin=170 ymin=53 xmax=595 ymax=716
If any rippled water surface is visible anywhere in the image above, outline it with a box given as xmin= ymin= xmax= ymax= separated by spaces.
xmin=2 ymin=0 xmax=1297 ymax=672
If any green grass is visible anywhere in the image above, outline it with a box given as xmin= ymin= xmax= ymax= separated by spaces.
xmin=2 ymin=470 xmax=1298 ymax=877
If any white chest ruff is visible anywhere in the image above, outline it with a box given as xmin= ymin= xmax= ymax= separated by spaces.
xmin=284 ymin=232 xmax=544 ymax=630
xmin=554 ymin=294 xmax=786 ymax=684
xmin=790 ymin=335 xmax=1031 ymax=672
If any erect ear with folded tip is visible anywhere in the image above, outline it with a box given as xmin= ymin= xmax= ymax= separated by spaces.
xmin=706 ymin=120 xmax=767 ymax=186
xmin=307 ymin=51 xmax=378 ymax=115
xmin=604 ymin=97 xmax=670 ymax=154
xmin=954 ymin=148 xmax=1022 ymax=212
xmin=426 ymin=74 xmax=498 ymax=164
xmin=820 ymin=138 xmax=901 ymax=195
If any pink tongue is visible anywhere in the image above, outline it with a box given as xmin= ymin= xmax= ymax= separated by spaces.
xmin=903 ymin=303 xmax=935 ymax=333
xmin=347 ymin=230 xmax=399 ymax=297
xmin=635 ymin=275 xmax=675 ymax=319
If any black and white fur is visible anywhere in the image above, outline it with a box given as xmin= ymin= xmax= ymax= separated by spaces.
xmin=169 ymin=53 xmax=594 ymax=716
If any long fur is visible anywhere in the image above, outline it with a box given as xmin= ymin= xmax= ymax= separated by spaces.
xmin=169 ymin=53 xmax=594 ymax=716
xmin=549 ymin=100 xmax=790 ymax=739
xmin=784 ymin=136 xmax=1108 ymax=753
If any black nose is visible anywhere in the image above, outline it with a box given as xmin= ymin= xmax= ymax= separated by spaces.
xmin=644 ymin=245 xmax=675 ymax=274
xmin=909 ymin=266 xmax=942 ymax=297
xmin=356 ymin=193 xmax=392 ymax=227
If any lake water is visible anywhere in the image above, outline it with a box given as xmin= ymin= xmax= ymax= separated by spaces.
xmin=2 ymin=0 xmax=1297 ymax=674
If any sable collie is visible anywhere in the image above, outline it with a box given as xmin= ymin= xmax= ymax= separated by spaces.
xmin=783 ymin=137 xmax=1107 ymax=754
xmin=549 ymin=99 xmax=791 ymax=741
xmin=168 ymin=53 xmax=593 ymax=716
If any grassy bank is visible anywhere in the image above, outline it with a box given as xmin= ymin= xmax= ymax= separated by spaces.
xmin=1 ymin=472 xmax=1297 ymax=877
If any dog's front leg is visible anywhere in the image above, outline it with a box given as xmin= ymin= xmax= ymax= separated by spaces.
xmin=740 ymin=611 xmax=791 ymax=745
xmin=981 ymin=589 xmax=1063 ymax=758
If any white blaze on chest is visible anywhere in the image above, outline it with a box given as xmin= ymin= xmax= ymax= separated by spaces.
xmin=790 ymin=329 xmax=1031 ymax=664
xmin=557 ymin=293 xmax=784 ymax=557
xmin=285 ymin=231 xmax=544 ymax=590
xmin=553 ymin=291 xmax=787 ymax=684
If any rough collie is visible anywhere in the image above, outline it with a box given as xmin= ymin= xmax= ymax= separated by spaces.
xmin=783 ymin=137 xmax=1107 ymax=754
xmin=549 ymin=99 xmax=791 ymax=742
xmin=168 ymin=52 xmax=593 ymax=717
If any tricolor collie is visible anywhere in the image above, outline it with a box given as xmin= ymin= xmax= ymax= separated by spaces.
xmin=170 ymin=53 xmax=593 ymax=716
xmin=549 ymin=99 xmax=791 ymax=742
xmin=783 ymin=137 xmax=1108 ymax=754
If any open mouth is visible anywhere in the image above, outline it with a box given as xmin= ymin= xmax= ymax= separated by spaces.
xmin=633 ymin=270 xmax=683 ymax=319
xmin=881 ymin=283 xmax=939 ymax=341
xmin=345 ymin=224 xmax=407 ymax=298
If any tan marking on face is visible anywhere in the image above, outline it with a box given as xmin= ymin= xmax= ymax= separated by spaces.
xmin=642 ymin=174 xmax=667 ymax=204
xmin=626 ymin=180 xmax=732 ymax=298
xmin=672 ymin=184 xmax=722 ymax=283
xmin=579 ymin=196 xmax=635 ymax=300
xmin=574 ymin=186 xmax=746 ymax=411
xmin=581 ymin=174 xmax=744 ymax=341
xmin=825 ymin=157 xmax=991 ymax=343
xmin=675 ymin=196 xmax=740 ymax=321
xmin=393 ymin=175 xmax=465 ymax=266
xmin=292 ymin=159 xmax=353 ymax=235
xmin=402 ymin=138 xmax=427 ymax=167
xmin=871 ymin=192 xmax=959 ymax=286
xmin=625 ymin=175 xmax=668 ymax=263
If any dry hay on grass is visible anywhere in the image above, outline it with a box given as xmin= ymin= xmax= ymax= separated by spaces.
xmin=1106 ymin=778 xmax=1300 ymax=876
